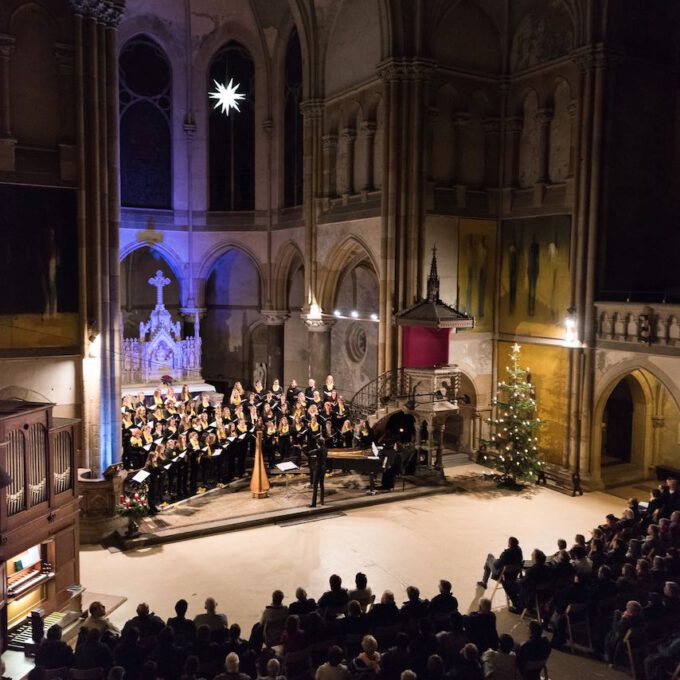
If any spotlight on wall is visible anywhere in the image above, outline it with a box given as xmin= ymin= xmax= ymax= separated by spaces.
xmin=334 ymin=309 xmax=341 ymax=317
xmin=351 ymin=310 xmax=359 ymax=319
xmin=370 ymin=313 xmax=379 ymax=321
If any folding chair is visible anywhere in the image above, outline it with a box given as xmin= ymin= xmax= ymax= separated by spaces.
xmin=489 ymin=564 xmax=523 ymax=608
xmin=565 ymin=601 xmax=593 ymax=653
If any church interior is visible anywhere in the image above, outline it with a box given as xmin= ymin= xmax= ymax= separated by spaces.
xmin=1 ymin=0 xmax=680 ymax=678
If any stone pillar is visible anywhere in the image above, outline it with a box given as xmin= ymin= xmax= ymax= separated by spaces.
xmin=321 ymin=133 xmax=338 ymax=198
xmin=504 ymin=117 xmax=523 ymax=187
xmin=535 ymin=107 xmax=554 ymax=184
xmin=300 ymin=100 xmax=324 ymax=313
xmin=450 ymin=112 xmax=470 ymax=186
xmin=55 ymin=44 xmax=77 ymax=181
xmin=0 ymin=34 xmax=16 ymax=170
xmin=483 ymin=117 xmax=501 ymax=187
xmin=567 ymin=99 xmax=578 ymax=179
xmin=360 ymin=121 xmax=377 ymax=192
xmin=304 ymin=318 xmax=335 ymax=382
xmin=341 ymin=127 xmax=357 ymax=197
xmin=261 ymin=310 xmax=289 ymax=384
xmin=425 ymin=107 xmax=438 ymax=182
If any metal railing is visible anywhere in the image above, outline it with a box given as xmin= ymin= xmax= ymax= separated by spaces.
xmin=349 ymin=368 xmax=409 ymax=421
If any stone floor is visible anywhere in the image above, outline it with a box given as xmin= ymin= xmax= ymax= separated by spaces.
xmin=78 ymin=462 xmax=632 ymax=679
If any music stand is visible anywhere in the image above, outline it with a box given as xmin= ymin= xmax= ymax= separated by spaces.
xmin=275 ymin=461 xmax=301 ymax=498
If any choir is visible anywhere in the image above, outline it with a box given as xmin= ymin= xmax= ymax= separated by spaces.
xmin=120 ymin=375 xmax=375 ymax=514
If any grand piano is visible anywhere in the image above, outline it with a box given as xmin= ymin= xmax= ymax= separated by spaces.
xmin=325 ymin=447 xmax=387 ymax=492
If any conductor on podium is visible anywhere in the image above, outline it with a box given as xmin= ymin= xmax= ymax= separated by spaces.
xmin=309 ymin=443 xmax=328 ymax=508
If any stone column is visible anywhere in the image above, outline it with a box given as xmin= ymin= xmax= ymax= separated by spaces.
xmin=261 ymin=310 xmax=290 ymax=384
xmin=55 ymin=43 xmax=77 ymax=181
xmin=535 ymin=107 xmax=554 ymax=184
xmin=321 ymin=133 xmax=338 ymax=198
xmin=304 ymin=318 xmax=335 ymax=382
xmin=567 ymin=99 xmax=578 ymax=179
xmin=450 ymin=112 xmax=470 ymax=186
xmin=300 ymin=100 xmax=324 ymax=313
xmin=341 ymin=127 xmax=357 ymax=198
xmin=360 ymin=121 xmax=377 ymax=192
xmin=482 ymin=117 xmax=501 ymax=188
xmin=0 ymin=34 xmax=16 ymax=170
xmin=504 ymin=117 xmax=522 ymax=187
xmin=425 ymin=107 xmax=438 ymax=182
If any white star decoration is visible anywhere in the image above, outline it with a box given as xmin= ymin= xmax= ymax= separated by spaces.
xmin=209 ymin=78 xmax=245 ymax=115
xmin=511 ymin=342 xmax=521 ymax=353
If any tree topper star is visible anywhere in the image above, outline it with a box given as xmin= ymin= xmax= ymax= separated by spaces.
xmin=209 ymin=78 xmax=245 ymax=115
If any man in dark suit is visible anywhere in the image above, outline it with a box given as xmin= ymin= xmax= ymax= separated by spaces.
xmin=477 ymin=536 xmax=523 ymax=588
xmin=309 ymin=443 xmax=328 ymax=508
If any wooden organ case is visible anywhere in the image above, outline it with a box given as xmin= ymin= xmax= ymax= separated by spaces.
xmin=0 ymin=401 xmax=81 ymax=652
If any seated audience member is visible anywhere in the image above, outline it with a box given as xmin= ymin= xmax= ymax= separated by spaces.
xmin=570 ymin=546 xmax=593 ymax=576
xmin=194 ymin=597 xmax=228 ymax=633
xmin=214 ymin=652 xmax=251 ymax=680
xmin=35 ymin=624 xmax=75 ymax=670
xmin=315 ymin=645 xmax=350 ymax=680
xmin=318 ymin=574 xmax=350 ymax=615
xmin=189 ymin=625 xmax=219 ymax=678
xmin=149 ymin=627 xmax=183 ymax=680
xmin=401 ymin=672 xmax=417 ymax=680
xmin=481 ymin=633 xmax=517 ymax=680
xmin=408 ymin=618 xmax=438 ymax=677
xmin=450 ymin=643 xmax=483 ymax=680
xmin=425 ymin=653 xmax=445 ymax=680
xmin=113 ymin=628 xmax=146 ymax=680
xmin=510 ymin=549 xmax=551 ymax=612
xmin=288 ymin=587 xmax=317 ymax=621
xmin=260 ymin=590 xmax=289 ymax=647
xmin=75 ymin=628 xmax=115 ymax=671
xmin=367 ymin=590 xmax=400 ymax=629
xmin=140 ymin=661 xmax=158 ymax=680
xmin=341 ymin=600 xmax=368 ymax=643
xmin=227 ymin=624 xmax=249 ymax=658
xmin=549 ymin=574 xmax=590 ymax=649
xmin=107 ymin=667 xmax=125 ymax=680
xmin=477 ymin=537 xmax=523 ymax=589
xmin=516 ymin=622 xmax=551 ymax=680
xmin=349 ymin=572 xmax=374 ymax=613
xmin=463 ymin=598 xmax=498 ymax=654
xmin=181 ymin=655 xmax=201 ymax=680
xmin=257 ymin=658 xmax=285 ymax=680
xmin=380 ymin=634 xmax=411 ymax=680
xmin=548 ymin=539 xmax=568 ymax=564
xmin=429 ymin=580 xmax=459 ymax=621
xmin=167 ymin=599 xmax=197 ymax=647
xmin=644 ymin=635 xmax=680 ymax=680
xmin=280 ymin=614 xmax=307 ymax=654
xmin=352 ymin=635 xmax=381 ymax=676
xmin=123 ymin=603 xmax=165 ymax=640
xmin=400 ymin=586 xmax=429 ymax=628
xmin=604 ymin=600 xmax=645 ymax=665
xmin=83 ymin=601 xmax=121 ymax=637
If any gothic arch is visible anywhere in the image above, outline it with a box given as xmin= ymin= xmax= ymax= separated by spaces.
xmin=271 ymin=241 xmax=305 ymax=310
xmin=119 ymin=241 xmax=185 ymax=288
xmin=592 ymin=361 xmax=680 ymax=483
xmin=319 ymin=235 xmax=380 ymax=312
xmin=197 ymin=243 xmax=264 ymax=297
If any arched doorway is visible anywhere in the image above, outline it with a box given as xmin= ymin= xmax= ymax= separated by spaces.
xmin=601 ymin=377 xmax=638 ymax=466
xmin=120 ymin=246 xmax=180 ymax=337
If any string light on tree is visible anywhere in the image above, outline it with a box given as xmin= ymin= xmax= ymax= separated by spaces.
xmin=482 ymin=343 xmax=545 ymax=487
xmin=209 ymin=78 xmax=245 ymax=115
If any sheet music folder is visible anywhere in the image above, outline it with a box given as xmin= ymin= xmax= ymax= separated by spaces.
xmin=131 ymin=470 xmax=151 ymax=483
xmin=276 ymin=461 xmax=299 ymax=472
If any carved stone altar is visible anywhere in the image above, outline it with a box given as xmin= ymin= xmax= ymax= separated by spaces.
xmin=121 ymin=270 xmax=213 ymax=393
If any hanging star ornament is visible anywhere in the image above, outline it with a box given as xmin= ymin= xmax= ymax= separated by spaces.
xmin=209 ymin=78 xmax=245 ymax=115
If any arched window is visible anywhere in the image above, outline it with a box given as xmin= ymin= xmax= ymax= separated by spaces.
xmin=284 ymin=28 xmax=303 ymax=207
xmin=209 ymin=42 xmax=255 ymax=211
xmin=119 ymin=37 xmax=172 ymax=208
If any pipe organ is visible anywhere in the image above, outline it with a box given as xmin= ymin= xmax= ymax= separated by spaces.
xmin=0 ymin=401 xmax=81 ymax=652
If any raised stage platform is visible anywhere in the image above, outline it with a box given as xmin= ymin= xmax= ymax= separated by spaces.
xmin=113 ymin=452 xmax=474 ymax=550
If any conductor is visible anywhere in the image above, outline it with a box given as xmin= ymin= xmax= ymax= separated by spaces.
xmin=308 ymin=443 xmax=328 ymax=508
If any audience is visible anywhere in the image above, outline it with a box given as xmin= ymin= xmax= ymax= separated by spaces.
xmin=28 ymin=479 xmax=680 ymax=680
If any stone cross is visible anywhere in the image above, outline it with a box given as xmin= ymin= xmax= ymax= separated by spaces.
xmin=149 ymin=270 xmax=171 ymax=307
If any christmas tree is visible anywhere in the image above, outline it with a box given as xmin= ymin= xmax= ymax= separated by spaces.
xmin=483 ymin=343 xmax=545 ymax=487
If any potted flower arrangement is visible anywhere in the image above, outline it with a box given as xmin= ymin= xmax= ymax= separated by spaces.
xmin=116 ymin=492 xmax=149 ymax=537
